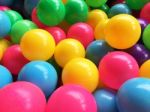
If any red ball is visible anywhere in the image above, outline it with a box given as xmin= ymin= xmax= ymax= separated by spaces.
xmin=2 ymin=45 xmax=29 ymax=75
xmin=0 ymin=6 xmax=10 ymax=11
xmin=140 ymin=3 xmax=150 ymax=23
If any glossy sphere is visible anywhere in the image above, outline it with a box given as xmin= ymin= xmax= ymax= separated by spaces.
xmin=99 ymin=51 xmax=139 ymax=90
xmin=54 ymin=39 xmax=85 ymax=67
xmin=140 ymin=60 xmax=150 ymax=78
xmin=10 ymin=20 xmax=37 ymax=44
xmin=94 ymin=89 xmax=118 ymax=112
xmin=37 ymin=0 xmax=65 ymax=26
xmin=138 ymin=18 xmax=148 ymax=31
xmin=67 ymin=22 xmax=94 ymax=48
xmin=99 ymin=4 xmax=110 ymax=14
xmin=62 ymin=58 xmax=99 ymax=92
xmin=0 ymin=65 xmax=12 ymax=88
xmin=0 ymin=82 xmax=46 ymax=112
xmin=0 ymin=39 xmax=11 ymax=54
xmin=20 ymin=29 xmax=55 ymax=61
xmin=117 ymin=78 xmax=150 ymax=112
xmin=105 ymin=14 xmax=141 ymax=49
xmin=0 ymin=0 xmax=13 ymax=6
xmin=5 ymin=10 xmax=23 ymax=26
xmin=2 ymin=45 xmax=29 ymax=75
xmin=86 ymin=40 xmax=113 ymax=66
xmin=0 ymin=11 xmax=11 ymax=37
xmin=18 ymin=61 xmax=58 ymax=97
xmin=143 ymin=24 xmax=150 ymax=50
xmin=0 ymin=6 xmax=10 ymax=11
xmin=65 ymin=0 xmax=88 ymax=24
xmin=44 ymin=27 xmax=66 ymax=44
xmin=140 ymin=3 xmax=150 ymax=23
xmin=108 ymin=3 xmax=131 ymax=18
xmin=86 ymin=0 xmax=107 ymax=8
xmin=86 ymin=9 xmax=108 ymax=29
xmin=46 ymin=85 xmax=97 ymax=112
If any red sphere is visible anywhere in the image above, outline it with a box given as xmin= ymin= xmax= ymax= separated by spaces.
xmin=0 ymin=6 xmax=10 ymax=11
xmin=140 ymin=3 xmax=150 ymax=23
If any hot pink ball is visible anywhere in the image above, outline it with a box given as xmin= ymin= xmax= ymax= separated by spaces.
xmin=44 ymin=27 xmax=66 ymax=44
xmin=99 ymin=51 xmax=139 ymax=90
xmin=140 ymin=3 xmax=150 ymax=23
xmin=67 ymin=22 xmax=94 ymax=48
xmin=2 ymin=45 xmax=29 ymax=75
xmin=0 ymin=81 xmax=46 ymax=112
xmin=46 ymin=85 xmax=97 ymax=112
xmin=0 ymin=6 xmax=10 ymax=11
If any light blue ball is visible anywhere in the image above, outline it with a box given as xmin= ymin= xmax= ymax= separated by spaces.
xmin=94 ymin=89 xmax=118 ymax=112
xmin=0 ymin=65 xmax=12 ymax=88
xmin=117 ymin=78 xmax=150 ymax=112
xmin=0 ymin=11 xmax=11 ymax=37
xmin=0 ymin=0 xmax=13 ymax=6
xmin=18 ymin=61 xmax=58 ymax=97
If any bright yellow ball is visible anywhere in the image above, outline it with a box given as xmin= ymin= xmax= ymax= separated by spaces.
xmin=140 ymin=60 xmax=150 ymax=78
xmin=62 ymin=58 xmax=99 ymax=92
xmin=20 ymin=29 xmax=55 ymax=61
xmin=0 ymin=39 xmax=11 ymax=53
xmin=104 ymin=14 xmax=141 ymax=49
xmin=0 ymin=46 xmax=3 ymax=60
xmin=54 ymin=39 xmax=85 ymax=67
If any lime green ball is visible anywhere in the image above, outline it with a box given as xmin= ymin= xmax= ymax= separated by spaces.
xmin=125 ymin=0 xmax=150 ymax=10
xmin=5 ymin=10 xmax=23 ymax=26
xmin=10 ymin=20 xmax=37 ymax=44
xmin=143 ymin=24 xmax=150 ymax=50
xmin=37 ymin=0 xmax=65 ymax=26
xmin=65 ymin=0 xmax=88 ymax=24
xmin=86 ymin=0 xmax=107 ymax=8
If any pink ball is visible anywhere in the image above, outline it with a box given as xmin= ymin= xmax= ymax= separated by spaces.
xmin=46 ymin=85 xmax=97 ymax=112
xmin=67 ymin=22 xmax=94 ymax=48
xmin=44 ymin=27 xmax=66 ymax=44
xmin=0 ymin=6 xmax=10 ymax=11
xmin=0 ymin=81 xmax=46 ymax=112
xmin=99 ymin=51 xmax=139 ymax=90
xmin=2 ymin=45 xmax=29 ymax=75
xmin=140 ymin=3 xmax=150 ymax=23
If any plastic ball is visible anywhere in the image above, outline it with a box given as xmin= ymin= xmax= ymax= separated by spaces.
xmin=140 ymin=60 xmax=150 ymax=78
xmin=44 ymin=27 xmax=66 ymax=44
xmin=0 ymin=65 xmax=12 ymax=88
xmin=105 ymin=14 xmax=141 ymax=49
xmin=2 ymin=45 xmax=29 ymax=75
xmin=20 ymin=29 xmax=55 ymax=61
xmin=0 ymin=6 xmax=10 ymax=11
xmin=0 ymin=81 xmax=46 ymax=112
xmin=117 ymin=78 xmax=150 ymax=112
xmin=143 ymin=24 xmax=150 ymax=50
xmin=86 ymin=0 xmax=107 ymax=8
xmin=108 ymin=3 xmax=131 ymax=18
xmin=99 ymin=4 xmax=110 ymax=14
xmin=46 ymin=85 xmax=97 ymax=112
xmin=86 ymin=40 xmax=113 ymax=66
xmin=0 ymin=0 xmax=13 ymax=6
xmin=99 ymin=51 xmax=139 ymax=90
xmin=140 ymin=3 xmax=150 ymax=23
xmin=94 ymin=89 xmax=118 ymax=112
xmin=54 ymin=39 xmax=85 ymax=67
xmin=65 ymin=0 xmax=88 ymax=24
xmin=0 ymin=11 xmax=11 ymax=37
xmin=0 ymin=39 xmax=11 ymax=54
xmin=138 ymin=18 xmax=148 ymax=31
xmin=10 ymin=20 xmax=37 ymax=44
xmin=62 ymin=0 xmax=68 ymax=4
xmin=86 ymin=9 xmax=108 ymax=29
xmin=62 ymin=58 xmax=99 ymax=92
xmin=67 ymin=22 xmax=94 ymax=48
xmin=5 ymin=10 xmax=23 ymax=26
xmin=37 ymin=0 xmax=65 ymax=26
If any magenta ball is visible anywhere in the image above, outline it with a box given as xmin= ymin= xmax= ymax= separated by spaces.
xmin=2 ymin=45 xmax=29 ymax=75
xmin=99 ymin=51 xmax=139 ymax=90
xmin=67 ymin=22 xmax=94 ymax=48
xmin=0 ymin=81 xmax=46 ymax=112
xmin=44 ymin=27 xmax=66 ymax=44
xmin=46 ymin=85 xmax=97 ymax=112
xmin=0 ymin=6 xmax=10 ymax=11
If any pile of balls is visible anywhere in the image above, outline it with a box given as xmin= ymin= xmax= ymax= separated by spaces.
xmin=0 ymin=0 xmax=150 ymax=112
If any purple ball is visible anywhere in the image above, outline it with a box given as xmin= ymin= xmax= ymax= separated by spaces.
xmin=138 ymin=18 xmax=148 ymax=31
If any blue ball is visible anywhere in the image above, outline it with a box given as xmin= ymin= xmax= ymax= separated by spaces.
xmin=86 ymin=40 xmax=113 ymax=66
xmin=18 ymin=61 xmax=58 ymax=97
xmin=0 ymin=0 xmax=13 ymax=6
xmin=94 ymin=89 xmax=118 ymax=112
xmin=117 ymin=78 xmax=150 ymax=112
xmin=0 ymin=65 xmax=12 ymax=88
xmin=0 ymin=11 xmax=11 ymax=37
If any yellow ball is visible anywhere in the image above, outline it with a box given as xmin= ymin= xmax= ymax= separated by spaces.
xmin=54 ymin=39 xmax=85 ymax=67
xmin=0 ymin=39 xmax=11 ymax=53
xmin=104 ymin=14 xmax=141 ymax=49
xmin=0 ymin=46 xmax=3 ymax=60
xmin=20 ymin=29 xmax=55 ymax=61
xmin=140 ymin=60 xmax=150 ymax=78
xmin=86 ymin=9 xmax=108 ymax=29
xmin=62 ymin=58 xmax=99 ymax=92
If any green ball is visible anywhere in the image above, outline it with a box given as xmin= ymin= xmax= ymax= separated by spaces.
xmin=143 ymin=24 xmax=150 ymax=50
xmin=125 ymin=0 xmax=150 ymax=10
xmin=37 ymin=0 xmax=65 ymax=26
xmin=99 ymin=4 xmax=110 ymax=14
xmin=65 ymin=0 xmax=88 ymax=24
xmin=5 ymin=10 xmax=23 ymax=26
xmin=10 ymin=20 xmax=37 ymax=44
xmin=86 ymin=0 xmax=107 ymax=8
